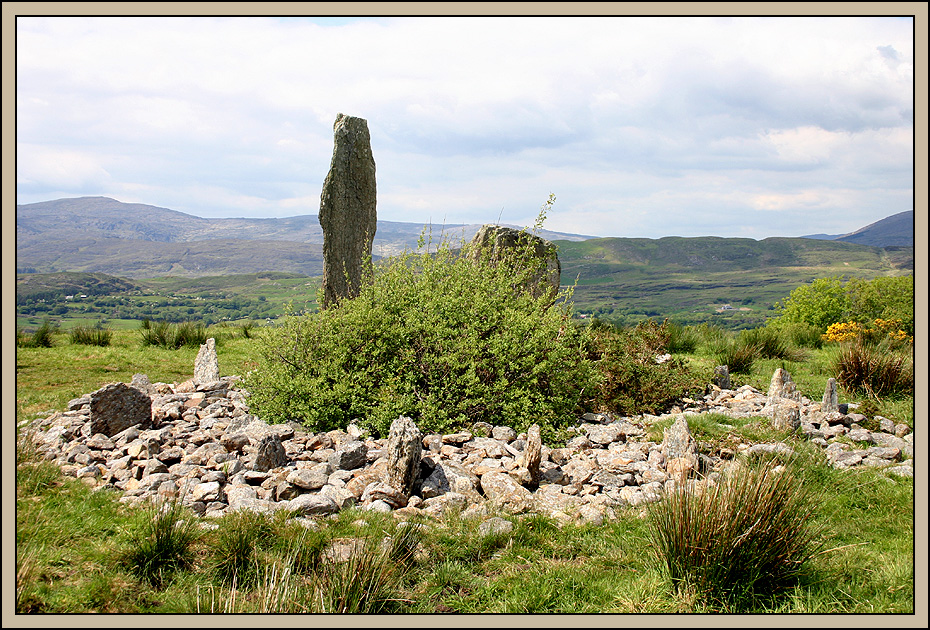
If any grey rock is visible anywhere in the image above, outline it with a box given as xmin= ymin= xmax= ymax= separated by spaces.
xmin=329 ymin=440 xmax=368 ymax=470
xmin=478 ymin=517 xmax=514 ymax=537
xmin=89 ymin=382 xmax=152 ymax=437
xmin=520 ymin=424 xmax=542 ymax=489
xmin=767 ymin=368 xmax=802 ymax=402
xmin=821 ymin=378 xmax=839 ymax=413
xmin=287 ymin=468 xmax=329 ymax=491
xmin=287 ymin=493 xmax=339 ymax=516
xmin=253 ymin=433 xmax=288 ymax=472
xmin=468 ymin=224 xmax=561 ymax=301
xmin=386 ymin=416 xmax=422 ymax=497
xmin=319 ymin=113 xmax=377 ymax=309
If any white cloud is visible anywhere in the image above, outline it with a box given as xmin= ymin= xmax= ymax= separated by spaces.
xmin=15 ymin=15 xmax=914 ymax=239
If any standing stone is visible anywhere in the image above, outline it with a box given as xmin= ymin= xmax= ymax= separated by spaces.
xmin=319 ymin=113 xmax=377 ymax=309
xmin=822 ymin=378 xmax=839 ymax=413
xmin=661 ymin=415 xmax=697 ymax=483
xmin=468 ymin=225 xmax=561 ymax=300
xmin=519 ymin=424 xmax=542 ymax=490
xmin=767 ymin=368 xmax=802 ymax=402
xmin=89 ymin=382 xmax=152 ymax=437
xmin=386 ymin=416 xmax=422 ymax=497
xmin=194 ymin=338 xmax=220 ymax=385
xmin=714 ymin=365 xmax=731 ymax=390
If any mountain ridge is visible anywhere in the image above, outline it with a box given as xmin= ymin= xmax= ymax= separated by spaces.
xmin=16 ymin=196 xmax=914 ymax=279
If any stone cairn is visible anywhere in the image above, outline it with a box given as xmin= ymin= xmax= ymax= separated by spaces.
xmin=21 ymin=341 xmax=914 ymax=529
xmin=468 ymin=225 xmax=561 ymax=300
xmin=318 ymin=113 xmax=377 ymax=309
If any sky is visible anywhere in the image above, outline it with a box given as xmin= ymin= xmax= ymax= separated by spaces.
xmin=14 ymin=13 xmax=916 ymax=240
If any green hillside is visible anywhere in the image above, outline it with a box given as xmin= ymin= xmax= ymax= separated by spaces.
xmin=556 ymin=236 xmax=912 ymax=329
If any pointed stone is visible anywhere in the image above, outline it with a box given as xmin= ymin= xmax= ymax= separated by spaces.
xmin=767 ymin=368 xmax=801 ymax=402
xmin=822 ymin=377 xmax=839 ymax=413
xmin=194 ymin=338 xmax=220 ymax=385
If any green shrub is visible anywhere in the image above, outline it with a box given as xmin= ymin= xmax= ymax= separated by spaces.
xmin=648 ymin=457 xmax=824 ymax=609
xmin=767 ymin=320 xmax=823 ymax=349
xmin=831 ymin=338 xmax=913 ymax=399
xmin=585 ymin=319 xmax=704 ymax=416
xmin=771 ymin=276 xmax=851 ymax=332
xmin=770 ymin=274 xmax=914 ymax=335
xmin=69 ymin=323 xmax=113 ymax=347
xmin=243 ymin=223 xmax=597 ymax=440
xmin=117 ymin=497 xmax=199 ymax=588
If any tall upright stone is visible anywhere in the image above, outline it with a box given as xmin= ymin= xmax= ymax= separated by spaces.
xmin=468 ymin=225 xmax=561 ymax=300
xmin=319 ymin=113 xmax=377 ymax=309
xmin=193 ymin=338 xmax=219 ymax=385
xmin=822 ymin=377 xmax=839 ymax=413
xmin=386 ymin=416 xmax=423 ymax=498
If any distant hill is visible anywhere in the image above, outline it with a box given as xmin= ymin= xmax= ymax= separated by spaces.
xmin=16 ymin=196 xmax=592 ymax=277
xmin=16 ymin=197 xmax=914 ymax=290
xmin=800 ymin=210 xmax=913 ymax=247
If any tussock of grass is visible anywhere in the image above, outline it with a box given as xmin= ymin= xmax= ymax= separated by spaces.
xmin=68 ymin=323 xmax=113 ymax=347
xmin=648 ymin=457 xmax=825 ymax=609
xmin=117 ymin=497 xmax=200 ymax=589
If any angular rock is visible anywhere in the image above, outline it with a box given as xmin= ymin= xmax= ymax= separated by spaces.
xmin=714 ymin=365 xmax=731 ymax=390
xmin=329 ymin=440 xmax=368 ymax=471
xmin=287 ymin=494 xmax=339 ymax=517
xmin=480 ymin=471 xmax=534 ymax=513
xmin=661 ymin=415 xmax=697 ymax=481
xmin=319 ymin=113 xmax=377 ymax=309
xmin=252 ymin=433 xmax=288 ymax=472
xmin=386 ymin=416 xmax=422 ymax=497
xmin=89 ymin=382 xmax=152 ymax=437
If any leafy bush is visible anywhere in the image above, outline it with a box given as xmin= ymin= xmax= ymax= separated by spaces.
xmin=69 ymin=323 xmax=113 ymax=347
xmin=846 ymin=276 xmax=914 ymax=335
xmin=772 ymin=276 xmax=851 ymax=332
xmin=648 ymin=457 xmax=824 ymax=608
xmin=831 ymin=338 xmax=913 ymax=399
xmin=244 ymin=224 xmax=597 ymax=440
xmin=771 ymin=274 xmax=914 ymax=335
xmin=118 ymin=497 xmax=199 ymax=588
xmin=585 ymin=319 xmax=704 ymax=416
xmin=766 ymin=320 xmax=823 ymax=349
xmin=140 ymin=320 xmax=208 ymax=349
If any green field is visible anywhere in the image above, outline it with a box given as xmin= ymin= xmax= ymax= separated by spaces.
xmin=14 ymin=321 xmax=915 ymax=614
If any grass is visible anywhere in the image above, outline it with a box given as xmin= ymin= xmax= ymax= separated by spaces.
xmin=13 ymin=319 xmax=915 ymax=614
xmin=647 ymin=455 xmax=825 ymax=609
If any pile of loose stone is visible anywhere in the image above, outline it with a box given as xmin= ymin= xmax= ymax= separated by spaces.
xmin=21 ymin=341 xmax=914 ymax=528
